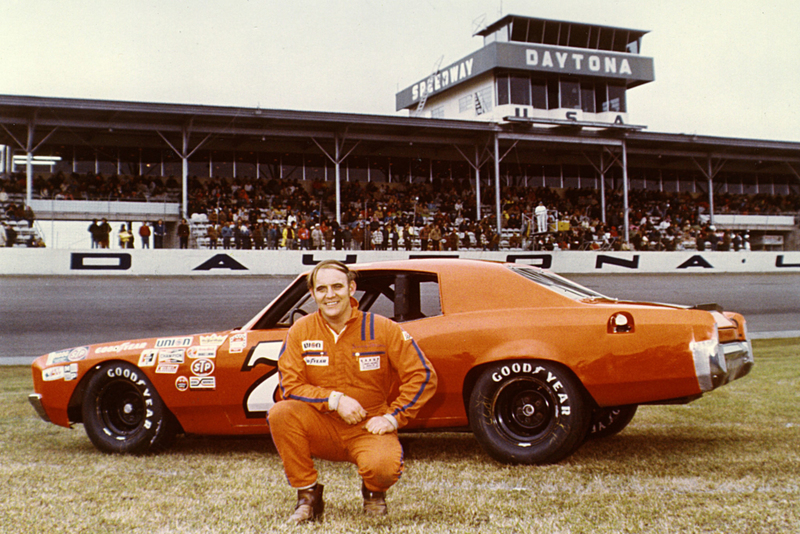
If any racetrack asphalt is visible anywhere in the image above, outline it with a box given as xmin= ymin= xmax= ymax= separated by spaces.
xmin=1 ymin=273 xmax=798 ymax=365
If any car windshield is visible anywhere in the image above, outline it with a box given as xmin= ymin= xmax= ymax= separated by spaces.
xmin=508 ymin=266 xmax=610 ymax=301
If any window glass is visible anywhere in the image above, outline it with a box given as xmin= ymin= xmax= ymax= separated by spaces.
xmin=606 ymin=85 xmax=626 ymax=112
xmin=547 ymin=79 xmax=560 ymax=109
xmin=497 ymin=75 xmax=510 ymax=106
xmin=595 ymin=83 xmax=608 ymax=113
xmin=560 ymin=80 xmax=580 ymax=109
xmin=510 ymin=76 xmax=531 ymax=105
xmin=581 ymin=83 xmax=596 ymax=113
xmin=531 ymin=78 xmax=547 ymax=109
xmin=509 ymin=266 xmax=607 ymax=301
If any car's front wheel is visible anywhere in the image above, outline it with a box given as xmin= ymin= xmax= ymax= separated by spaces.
xmin=81 ymin=362 xmax=178 ymax=454
xmin=469 ymin=360 xmax=590 ymax=464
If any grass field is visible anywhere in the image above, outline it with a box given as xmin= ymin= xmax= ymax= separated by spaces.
xmin=2 ymin=338 xmax=799 ymax=533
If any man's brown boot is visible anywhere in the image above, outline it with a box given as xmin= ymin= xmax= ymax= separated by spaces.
xmin=361 ymin=482 xmax=388 ymax=517
xmin=287 ymin=483 xmax=324 ymax=524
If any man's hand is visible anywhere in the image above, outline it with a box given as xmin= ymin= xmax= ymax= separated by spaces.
xmin=364 ymin=416 xmax=395 ymax=435
xmin=336 ymin=395 xmax=367 ymax=425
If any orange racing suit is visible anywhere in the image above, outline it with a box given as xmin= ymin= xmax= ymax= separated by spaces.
xmin=268 ymin=301 xmax=437 ymax=491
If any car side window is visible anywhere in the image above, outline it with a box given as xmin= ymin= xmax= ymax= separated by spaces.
xmin=357 ymin=272 xmax=441 ymax=323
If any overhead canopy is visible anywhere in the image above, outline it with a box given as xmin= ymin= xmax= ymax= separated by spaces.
xmin=2 ymin=94 xmax=799 ymax=239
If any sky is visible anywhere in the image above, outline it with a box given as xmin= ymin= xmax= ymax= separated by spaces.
xmin=1 ymin=0 xmax=799 ymax=142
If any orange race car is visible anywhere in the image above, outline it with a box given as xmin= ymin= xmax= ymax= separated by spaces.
xmin=29 ymin=259 xmax=753 ymax=464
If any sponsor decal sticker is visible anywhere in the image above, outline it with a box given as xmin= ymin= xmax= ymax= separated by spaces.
xmin=190 ymin=376 xmax=216 ymax=389
xmin=190 ymin=358 xmax=215 ymax=377
xmin=51 ymin=350 xmax=74 ymax=364
xmin=43 ymin=366 xmax=64 ymax=381
xmin=158 ymin=348 xmax=185 ymax=364
xmin=176 ymin=376 xmax=189 ymax=391
xmin=304 ymin=356 xmax=329 ymax=366
xmin=156 ymin=336 xmax=193 ymax=349
xmin=46 ymin=349 xmax=72 ymax=366
xmin=156 ymin=364 xmax=179 ymax=374
xmin=187 ymin=346 xmax=217 ymax=359
xmin=229 ymin=332 xmax=247 ymax=354
xmin=302 ymin=340 xmax=324 ymax=351
xmin=64 ymin=363 xmax=79 ymax=381
xmin=199 ymin=334 xmax=228 ymax=347
xmin=95 ymin=341 xmax=147 ymax=354
xmin=138 ymin=349 xmax=158 ymax=367
xmin=359 ymin=356 xmax=381 ymax=372
xmin=42 ymin=364 xmax=78 ymax=381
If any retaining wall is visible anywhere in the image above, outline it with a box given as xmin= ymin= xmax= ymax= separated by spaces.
xmin=2 ymin=248 xmax=800 ymax=276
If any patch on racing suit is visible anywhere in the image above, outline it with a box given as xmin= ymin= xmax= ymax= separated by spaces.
xmin=359 ymin=356 xmax=381 ymax=371
xmin=304 ymin=356 xmax=329 ymax=366
xmin=302 ymin=340 xmax=324 ymax=351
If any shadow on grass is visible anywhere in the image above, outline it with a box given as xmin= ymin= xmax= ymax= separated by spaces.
xmin=48 ymin=423 xmax=760 ymax=468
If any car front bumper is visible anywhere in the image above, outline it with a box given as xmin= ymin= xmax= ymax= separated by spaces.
xmin=28 ymin=393 xmax=51 ymax=422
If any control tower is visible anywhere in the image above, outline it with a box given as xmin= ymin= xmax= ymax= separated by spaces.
xmin=396 ymin=15 xmax=655 ymax=130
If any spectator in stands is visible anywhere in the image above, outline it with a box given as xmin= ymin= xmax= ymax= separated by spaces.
xmin=429 ymin=224 xmax=442 ymax=251
xmin=298 ymin=224 xmax=310 ymax=250
xmin=0 ymin=222 xmax=7 ymax=247
xmin=23 ymin=204 xmax=35 ymax=227
xmin=88 ymin=219 xmax=101 ymax=248
xmin=207 ymin=224 xmax=218 ymax=249
xmin=177 ymin=218 xmax=190 ymax=249
xmin=119 ymin=224 xmax=133 ymax=249
xmin=153 ymin=220 xmax=166 ymax=249
xmin=252 ymin=223 xmax=264 ymax=250
xmin=311 ymin=224 xmax=323 ymax=250
xmin=342 ymin=225 xmax=352 ymax=250
xmin=98 ymin=218 xmax=112 ymax=249
xmin=221 ymin=223 xmax=233 ymax=249
xmin=323 ymin=223 xmax=333 ymax=250
xmin=267 ymin=223 xmax=279 ymax=250
xmin=139 ymin=222 xmax=151 ymax=249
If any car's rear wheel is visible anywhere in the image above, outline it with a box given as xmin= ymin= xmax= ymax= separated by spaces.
xmin=81 ymin=362 xmax=178 ymax=454
xmin=469 ymin=360 xmax=590 ymax=464
xmin=586 ymin=405 xmax=638 ymax=440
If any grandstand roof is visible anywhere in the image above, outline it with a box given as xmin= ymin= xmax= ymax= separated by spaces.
xmin=1 ymin=93 xmax=799 ymax=177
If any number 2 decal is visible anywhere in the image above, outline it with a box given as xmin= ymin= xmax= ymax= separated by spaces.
xmin=241 ymin=340 xmax=282 ymax=418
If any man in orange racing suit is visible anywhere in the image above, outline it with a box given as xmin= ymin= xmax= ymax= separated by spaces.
xmin=268 ymin=260 xmax=437 ymax=524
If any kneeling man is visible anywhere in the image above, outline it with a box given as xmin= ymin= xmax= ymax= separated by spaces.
xmin=268 ymin=260 xmax=437 ymax=523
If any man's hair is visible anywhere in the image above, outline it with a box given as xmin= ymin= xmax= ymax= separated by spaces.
xmin=306 ymin=259 xmax=356 ymax=290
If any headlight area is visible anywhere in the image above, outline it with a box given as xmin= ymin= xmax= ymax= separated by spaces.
xmin=691 ymin=325 xmax=754 ymax=392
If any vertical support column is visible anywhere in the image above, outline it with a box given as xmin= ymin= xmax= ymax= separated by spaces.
xmin=707 ymin=156 xmax=715 ymax=226
xmin=334 ymin=135 xmax=342 ymax=225
xmin=600 ymin=151 xmax=606 ymax=224
xmin=182 ymin=127 xmax=189 ymax=219
xmin=475 ymin=145 xmax=482 ymax=222
xmin=26 ymin=120 xmax=34 ymax=208
xmin=493 ymin=133 xmax=502 ymax=235
xmin=622 ymin=139 xmax=630 ymax=245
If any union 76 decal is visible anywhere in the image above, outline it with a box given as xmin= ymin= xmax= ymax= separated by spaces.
xmin=240 ymin=341 xmax=282 ymax=418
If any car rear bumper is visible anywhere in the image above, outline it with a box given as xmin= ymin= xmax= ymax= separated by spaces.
xmin=692 ymin=338 xmax=754 ymax=392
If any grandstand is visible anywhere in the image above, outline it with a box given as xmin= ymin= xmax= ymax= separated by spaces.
xmin=1 ymin=14 xmax=799 ymax=251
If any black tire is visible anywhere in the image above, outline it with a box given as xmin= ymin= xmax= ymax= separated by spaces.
xmin=469 ymin=360 xmax=590 ymax=464
xmin=586 ymin=405 xmax=638 ymax=440
xmin=81 ymin=362 xmax=178 ymax=454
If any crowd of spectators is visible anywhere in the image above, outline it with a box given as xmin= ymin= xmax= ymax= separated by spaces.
xmin=2 ymin=170 xmax=799 ymax=251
